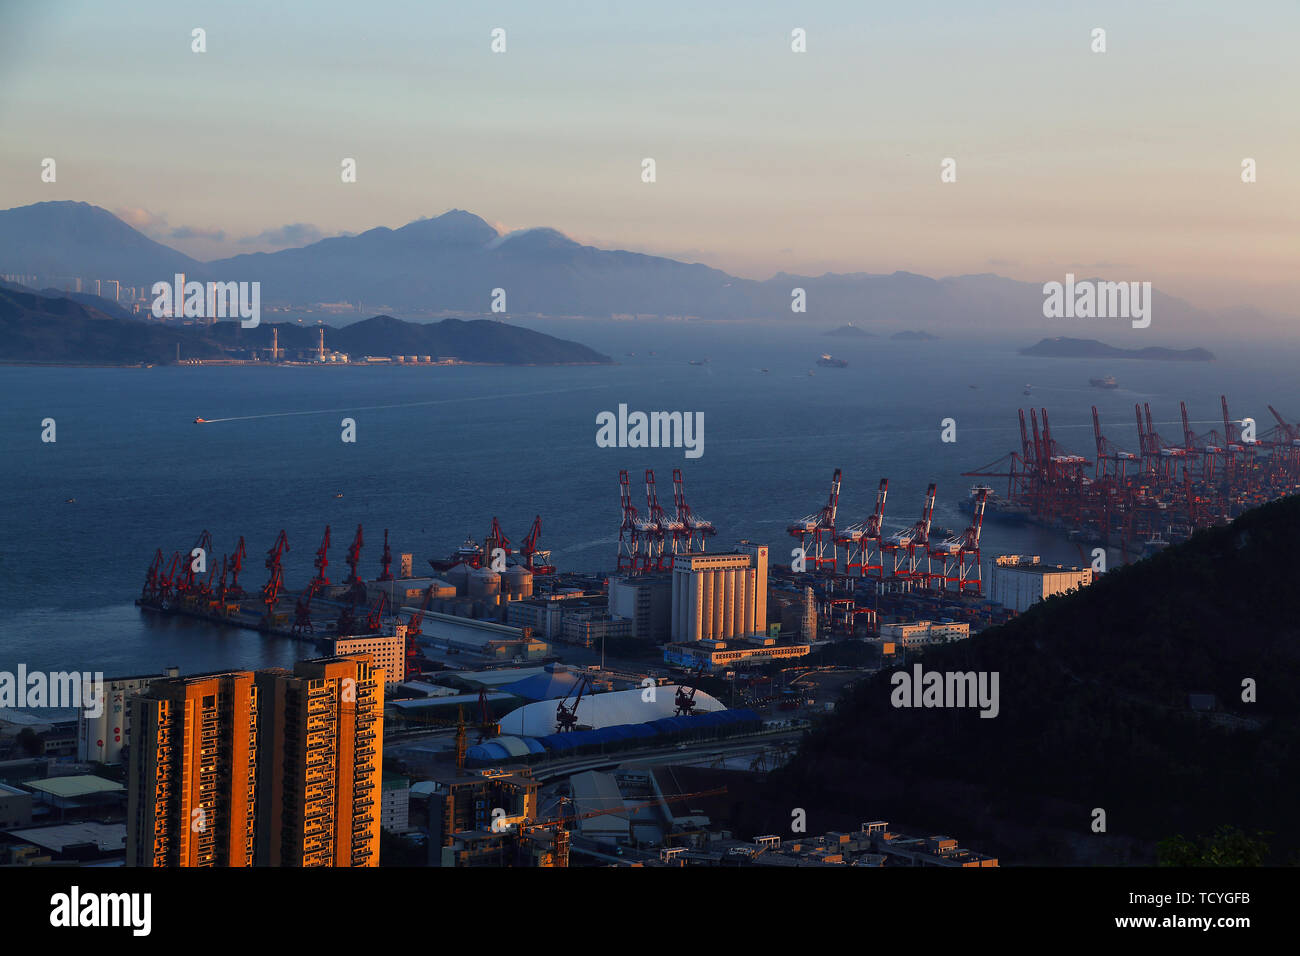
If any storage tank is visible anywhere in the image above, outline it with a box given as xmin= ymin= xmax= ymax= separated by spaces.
xmin=502 ymin=564 xmax=533 ymax=600
xmin=446 ymin=562 xmax=472 ymax=596
xmin=468 ymin=567 xmax=501 ymax=603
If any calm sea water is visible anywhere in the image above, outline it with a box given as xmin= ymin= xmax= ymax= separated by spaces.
xmin=3 ymin=320 xmax=1298 ymax=676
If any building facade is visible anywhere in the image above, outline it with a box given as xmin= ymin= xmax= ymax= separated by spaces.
xmin=989 ymin=555 xmax=1093 ymax=613
xmin=254 ymin=655 xmax=385 ymax=867
xmin=125 ymin=671 xmax=259 ymax=867
xmin=671 ymin=546 xmax=768 ymax=643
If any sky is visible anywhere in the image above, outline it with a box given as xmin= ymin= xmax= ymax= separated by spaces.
xmin=0 ymin=0 xmax=1297 ymax=313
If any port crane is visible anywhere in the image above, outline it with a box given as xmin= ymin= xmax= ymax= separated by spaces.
xmin=674 ymin=666 xmax=707 ymax=717
xmin=260 ymin=531 xmax=290 ymax=622
xmin=555 ymin=675 xmax=591 ymax=733
xmin=787 ymin=469 xmax=841 ymax=572
xmin=519 ymin=516 xmax=555 ymax=575
xmin=672 ymin=468 xmax=715 ymax=552
xmin=343 ymin=524 xmax=366 ymax=602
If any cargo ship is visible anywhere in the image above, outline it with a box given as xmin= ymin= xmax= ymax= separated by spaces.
xmin=816 ymin=354 xmax=848 ymax=368
xmin=1089 ymin=375 xmax=1118 ymax=389
xmin=960 ymin=484 xmax=1031 ymax=522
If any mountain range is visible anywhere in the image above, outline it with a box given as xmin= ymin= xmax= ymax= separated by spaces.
xmin=0 ymin=201 xmax=1225 ymax=331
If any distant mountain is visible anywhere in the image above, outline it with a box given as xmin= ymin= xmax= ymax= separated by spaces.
xmin=0 ymin=278 xmax=136 ymax=321
xmin=0 ymin=288 xmax=611 ymax=366
xmin=891 ymin=330 xmax=940 ymax=341
xmin=0 ymin=287 xmax=220 ymax=364
xmin=0 ymin=201 xmax=201 ymax=286
xmin=0 ymin=201 xmax=1216 ymax=329
xmin=1020 ymin=337 xmax=1215 ymax=361
xmin=207 ymin=315 xmax=612 ymax=365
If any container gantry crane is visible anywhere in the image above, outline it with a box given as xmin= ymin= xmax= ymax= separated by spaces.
xmin=787 ymin=468 xmax=841 ymax=573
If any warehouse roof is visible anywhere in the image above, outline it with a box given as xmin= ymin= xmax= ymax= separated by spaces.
xmin=23 ymin=775 xmax=124 ymax=798
xmin=498 ymin=686 xmax=727 ymax=737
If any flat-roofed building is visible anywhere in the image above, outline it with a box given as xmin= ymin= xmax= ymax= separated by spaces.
xmin=878 ymin=620 xmax=971 ymax=648
xmin=671 ymin=546 xmax=768 ymax=642
xmin=333 ymin=632 xmax=406 ymax=689
xmin=254 ymin=655 xmax=385 ymax=867
xmin=989 ymin=555 xmax=1093 ymax=613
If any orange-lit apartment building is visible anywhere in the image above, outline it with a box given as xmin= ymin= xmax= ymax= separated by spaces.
xmin=125 ymin=671 xmax=258 ymax=867
xmin=255 ymin=656 xmax=385 ymax=866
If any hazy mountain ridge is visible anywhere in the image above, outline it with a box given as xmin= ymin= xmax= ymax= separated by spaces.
xmin=0 ymin=201 xmax=1233 ymax=329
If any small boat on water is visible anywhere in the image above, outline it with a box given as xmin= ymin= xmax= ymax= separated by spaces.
xmin=1023 ymin=384 xmax=1033 ymax=395
xmin=689 ymin=358 xmax=710 ymax=366
xmin=816 ymin=354 xmax=848 ymax=368
xmin=1090 ymin=375 xmax=1118 ymax=389
xmin=194 ymin=417 xmax=207 ymax=423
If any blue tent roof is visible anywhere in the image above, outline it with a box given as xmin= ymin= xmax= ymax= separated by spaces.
xmin=499 ymin=668 xmax=585 ymax=701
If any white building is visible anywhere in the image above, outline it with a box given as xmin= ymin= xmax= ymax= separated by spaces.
xmin=77 ymin=667 xmax=179 ymax=765
xmin=333 ymin=630 xmax=406 ymax=688
xmin=671 ymin=546 xmax=768 ymax=642
xmin=989 ymin=555 xmax=1093 ymax=613
xmin=878 ymin=620 xmax=970 ymax=648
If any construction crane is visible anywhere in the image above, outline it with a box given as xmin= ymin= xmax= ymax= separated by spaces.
xmin=403 ymin=585 xmax=435 ymax=681
xmin=787 ymin=468 xmax=841 ymax=573
xmin=227 ymin=536 xmax=247 ymax=598
xmin=555 ymin=675 xmax=591 ymax=733
xmin=311 ymin=525 xmax=332 ymax=592
xmin=674 ymin=666 xmax=707 ymax=717
xmin=260 ymin=530 xmax=290 ymax=621
xmin=519 ymin=516 xmax=555 ymax=575
xmin=377 ymin=528 xmax=394 ymax=581
xmin=484 ymin=517 xmax=511 ymax=567
xmin=476 ymin=688 xmax=500 ymax=742
xmin=343 ymin=524 xmax=366 ymax=602
xmin=140 ymin=549 xmax=165 ymax=604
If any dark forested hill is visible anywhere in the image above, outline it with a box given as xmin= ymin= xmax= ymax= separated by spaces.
xmin=739 ymin=495 xmax=1300 ymax=864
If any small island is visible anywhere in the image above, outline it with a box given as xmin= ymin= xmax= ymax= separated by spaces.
xmin=891 ymin=330 xmax=940 ymax=341
xmin=825 ymin=324 xmax=873 ymax=337
xmin=1019 ymin=337 xmax=1214 ymax=362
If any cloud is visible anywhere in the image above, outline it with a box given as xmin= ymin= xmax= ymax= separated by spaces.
xmin=238 ymin=223 xmax=326 ymax=247
xmin=113 ymin=206 xmax=168 ymax=231
xmin=113 ymin=207 xmax=226 ymax=243
xmin=169 ymin=225 xmax=226 ymax=241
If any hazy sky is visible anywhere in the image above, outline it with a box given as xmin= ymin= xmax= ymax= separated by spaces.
xmin=1 ymin=1 xmax=1296 ymax=313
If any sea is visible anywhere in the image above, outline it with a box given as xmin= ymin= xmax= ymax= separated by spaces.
xmin=3 ymin=319 xmax=1299 ymax=679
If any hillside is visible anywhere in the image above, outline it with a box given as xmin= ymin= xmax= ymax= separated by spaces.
xmin=0 ymin=291 xmax=612 ymax=366
xmin=207 ymin=315 xmax=613 ymax=364
xmin=738 ymin=495 xmax=1300 ymax=864
xmin=0 ymin=287 xmax=221 ymax=364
